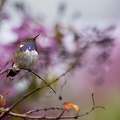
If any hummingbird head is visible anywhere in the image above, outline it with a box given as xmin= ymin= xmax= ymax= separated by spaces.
xmin=24 ymin=34 xmax=40 ymax=42
xmin=19 ymin=34 xmax=40 ymax=52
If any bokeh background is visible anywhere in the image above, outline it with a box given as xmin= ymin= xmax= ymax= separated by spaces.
xmin=0 ymin=0 xmax=120 ymax=120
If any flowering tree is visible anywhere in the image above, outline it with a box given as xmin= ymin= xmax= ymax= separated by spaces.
xmin=0 ymin=0 xmax=116 ymax=120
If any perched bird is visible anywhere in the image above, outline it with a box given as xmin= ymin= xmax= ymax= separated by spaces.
xmin=7 ymin=34 xmax=39 ymax=79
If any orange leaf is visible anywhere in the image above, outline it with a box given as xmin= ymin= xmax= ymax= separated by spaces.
xmin=0 ymin=91 xmax=9 ymax=108
xmin=63 ymin=102 xmax=80 ymax=113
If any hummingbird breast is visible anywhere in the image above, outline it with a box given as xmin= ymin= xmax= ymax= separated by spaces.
xmin=14 ymin=49 xmax=38 ymax=69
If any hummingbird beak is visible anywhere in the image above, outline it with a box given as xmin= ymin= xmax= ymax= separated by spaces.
xmin=33 ymin=34 xmax=40 ymax=40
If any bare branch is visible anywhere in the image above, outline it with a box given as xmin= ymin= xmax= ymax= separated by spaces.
xmin=1 ymin=93 xmax=105 ymax=120
xmin=0 ymin=64 xmax=76 ymax=119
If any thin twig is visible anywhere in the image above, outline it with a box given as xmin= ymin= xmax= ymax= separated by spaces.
xmin=59 ymin=78 xmax=67 ymax=100
xmin=92 ymin=93 xmax=95 ymax=107
xmin=0 ymin=68 xmax=13 ymax=75
xmin=0 ymin=55 xmax=13 ymax=71
xmin=25 ymin=107 xmax=63 ymax=115
xmin=28 ymin=69 xmax=56 ymax=94
xmin=79 ymin=93 xmax=105 ymax=118
xmin=57 ymin=110 xmax=65 ymax=119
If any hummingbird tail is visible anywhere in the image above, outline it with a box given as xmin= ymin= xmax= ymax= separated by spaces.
xmin=7 ymin=69 xmax=20 ymax=78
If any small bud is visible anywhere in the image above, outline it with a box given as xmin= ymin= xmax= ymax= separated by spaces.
xmin=59 ymin=95 xmax=62 ymax=100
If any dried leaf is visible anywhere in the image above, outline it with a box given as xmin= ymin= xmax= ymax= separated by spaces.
xmin=63 ymin=102 xmax=80 ymax=113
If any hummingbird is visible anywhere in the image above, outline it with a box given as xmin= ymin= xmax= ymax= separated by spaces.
xmin=7 ymin=34 xmax=39 ymax=79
